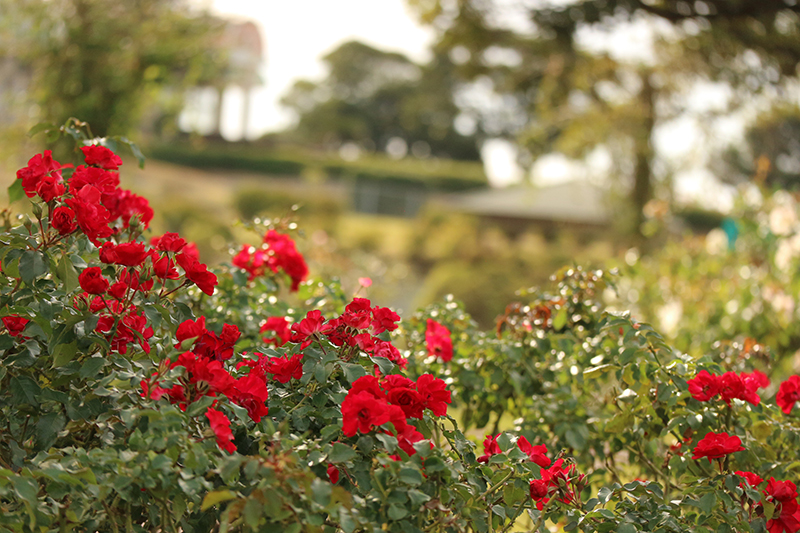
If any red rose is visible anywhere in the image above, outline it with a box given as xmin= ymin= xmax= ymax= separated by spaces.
xmin=260 ymin=317 xmax=292 ymax=346
xmin=78 ymin=267 xmax=109 ymax=294
xmin=81 ymin=145 xmax=123 ymax=170
xmin=111 ymin=242 xmax=148 ymax=267
xmin=518 ymin=437 xmax=551 ymax=468
xmin=529 ymin=479 xmax=548 ymax=499
xmin=263 ymin=230 xmax=308 ymax=291
xmin=734 ymin=470 xmax=764 ymax=489
xmin=176 ymin=251 xmax=217 ymax=296
xmin=350 ymin=375 xmax=386 ymax=400
xmin=777 ymin=376 xmax=800 ymax=415
xmin=150 ymin=252 xmax=179 ymax=279
xmin=50 ymin=206 xmax=77 ymax=235
xmin=341 ymin=391 xmax=391 ymax=437
xmin=763 ymin=478 xmax=800 ymax=533
xmin=687 ymin=370 xmax=720 ymax=402
xmin=766 ymin=478 xmax=798 ymax=503
xmin=69 ymin=166 xmax=118 ymax=195
xmin=425 ymin=319 xmax=453 ymax=362
xmin=415 ymin=373 xmax=452 ymax=417
xmin=228 ymin=372 xmax=269 ymax=423
xmin=477 ymin=433 xmax=501 ymax=463
xmin=692 ymin=431 xmax=745 ymax=462
xmin=35 ymin=174 xmax=65 ymax=202
xmin=371 ymin=305 xmax=400 ymax=335
xmin=151 ymin=232 xmax=187 ymax=253
xmin=17 ymin=150 xmax=62 ymax=198
xmin=104 ymin=188 xmax=153 ymax=230
xmin=205 ymin=407 xmax=236 ymax=454
xmin=387 ymin=386 xmax=425 ymax=419
xmin=175 ymin=317 xmax=206 ymax=347
xmin=2 ymin=315 xmax=29 ymax=337
xmin=65 ymin=186 xmax=113 ymax=245
xmin=290 ymin=310 xmax=331 ymax=349
xmin=263 ymin=353 xmax=304 ymax=384
xmin=327 ymin=464 xmax=340 ymax=484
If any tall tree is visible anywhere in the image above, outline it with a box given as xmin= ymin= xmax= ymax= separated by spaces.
xmin=407 ymin=0 xmax=800 ymax=233
xmin=0 ymin=0 xmax=227 ymax=137
xmin=281 ymin=40 xmax=482 ymax=161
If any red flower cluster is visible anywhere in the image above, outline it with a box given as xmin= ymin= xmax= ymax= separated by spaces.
xmin=17 ymin=147 xmax=153 ymax=244
xmin=691 ymin=431 xmax=745 ymax=462
xmin=477 ymin=434 xmax=551 ymax=467
xmin=687 ymin=369 xmax=769 ymax=406
xmin=142 ymin=318 xmax=276 ymax=453
xmin=763 ymin=478 xmax=800 ymax=533
xmin=340 ymin=374 xmax=451 ymax=455
xmin=174 ymin=316 xmax=240 ymax=361
xmin=290 ymin=299 xmax=405 ymax=368
xmin=777 ymin=376 xmax=800 ymax=415
xmin=425 ymin=319 xmax=453 ymax=362
xmin=73 ymin=238 xmax=217 ymax=355
xmin=232 ymin=230 xmax=308 ymax=291
xmin=529 ymin=458 xmax=585 ymax=510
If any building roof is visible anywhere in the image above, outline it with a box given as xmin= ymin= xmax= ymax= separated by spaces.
xmin=444 ymin=180 xmax=610 ymax=226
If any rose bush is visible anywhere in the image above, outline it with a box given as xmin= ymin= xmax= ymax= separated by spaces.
xmin=1 ymin=122 xmax=800 ymax=532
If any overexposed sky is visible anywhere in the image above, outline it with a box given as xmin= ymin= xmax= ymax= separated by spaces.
xmin=208 ymin=0 xmax=435 ymax=137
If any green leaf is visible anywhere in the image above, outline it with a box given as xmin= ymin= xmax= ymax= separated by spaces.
xmin=616 ymin=524 xmax=637 ymax=533
xmin=80 ymin=357 xmax=106 ymax=379
xmin=19 ymin=251 xmax=48 ymax=284
xmin=553 ymin=307 xmax=568 ymax=331
xmin=339 ymin=362 xmax=367 ymax=383
xmin=243 ymin=497 xmax=261 ymax=528
xmin=10 ymin=375 xmax=41 ymax=406
xmin=27 ymin=122 xmax=57 ymax=138
xmin=698 ymin=492 xmax=716 ymax=514
xmin=7 ymin=179 xmax=24 ymax=204
xmin=398 ymin=468 xmax=423 ymax=486
xmin=388 ymin=504 xmax=408 ymax=520
xmin=408 ymin=489 xmax=431 ymax=507
xmin=370 ymin=355 xmax=395 ymax=375
xmin=201 ymin=490 xmax=237 ymax=511
xmin=340 ymin=508 xmax=357 ymax=533
xmin=52 ymin=341 xmax=78 ymax=367
xmin=12 ymin=476 xmax=39 ymax=504
xmin=375 ymin=432 xmax=398 ymax=454
xmin=329 ymin=443 xmax=357 ymax=463
xmin=36 ymin=412 xmax=66 ymax=450
xmin=56 ymin=254 xmax=80 ymax=293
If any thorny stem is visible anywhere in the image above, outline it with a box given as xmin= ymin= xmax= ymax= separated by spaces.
xmin=481 ymin=470 xmax=515 ymax=500
xmin=498 ymin=496 xmax=528 ymax=533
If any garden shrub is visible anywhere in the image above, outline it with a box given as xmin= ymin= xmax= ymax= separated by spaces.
xmin=1 ymin=122 xmax=800 ymax=533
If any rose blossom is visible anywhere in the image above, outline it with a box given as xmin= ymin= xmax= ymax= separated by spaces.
xmin=692 ymin=431 xmax=745 ymax=462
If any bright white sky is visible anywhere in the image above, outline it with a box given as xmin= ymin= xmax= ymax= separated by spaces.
xmin=207 ymin=0 xmax=435 ymax=136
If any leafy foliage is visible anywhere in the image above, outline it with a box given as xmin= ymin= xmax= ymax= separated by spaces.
xmin=2 ymin=124 xmax=800 ymax=533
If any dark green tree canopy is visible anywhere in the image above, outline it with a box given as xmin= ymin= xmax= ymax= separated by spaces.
xmin=280 ymin=40 xmax=482 ymax=161
xmin=407 ymin=0 xmax=800 ymax=233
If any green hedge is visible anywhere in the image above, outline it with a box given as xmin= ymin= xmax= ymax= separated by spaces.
xmin=146 ymin=143 xmax=488 ymax=192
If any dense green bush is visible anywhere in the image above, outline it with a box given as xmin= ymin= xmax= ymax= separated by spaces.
xmin=2 ymin=124 xmax=800 ymax=533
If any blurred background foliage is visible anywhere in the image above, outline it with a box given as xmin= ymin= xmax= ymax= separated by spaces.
xmin=4 ymin=0 xmax=800 ymax=362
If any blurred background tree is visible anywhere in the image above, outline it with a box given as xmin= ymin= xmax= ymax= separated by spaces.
xmin=0 ymin=0 xmax=227 ymax=138
xmin=716 ymin=105 xmax=800 ymax=189
xmin=406 ymin=0 xmax=800 ymax=234
xmin=280 ymin=40 xmax=483 ymax=161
